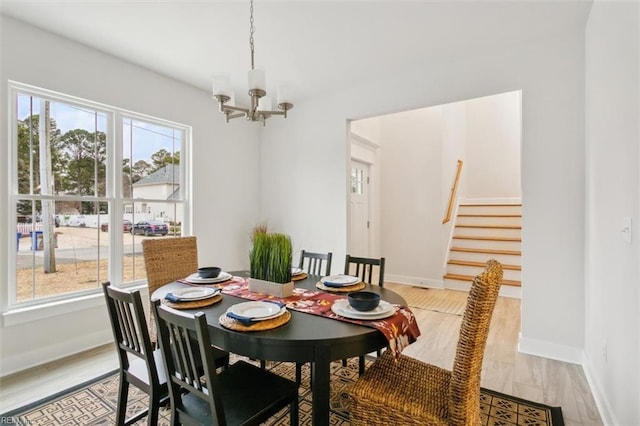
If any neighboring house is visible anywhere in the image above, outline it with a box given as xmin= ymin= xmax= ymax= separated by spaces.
xmin=129 ymin=164 xmax=182 ymax=224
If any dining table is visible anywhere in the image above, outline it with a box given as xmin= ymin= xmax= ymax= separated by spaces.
xmin=151 ymin=270 xmax=411 ymax=426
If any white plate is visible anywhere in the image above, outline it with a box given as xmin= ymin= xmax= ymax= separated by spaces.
xmin=172 ymin=287 xmax=219 ymax=301
xmin=185 ymin=271 xmax=232 ymax=284
xmin=331 ymin=299 xmax=396 ymax=320
xmin=341 ymin=300 xmax=394 ymax=316
xmin=226 ymin=305 xmax=287 ymax=322
xmin=291 ymin=267 xmax=304 ymax=276
xmin=320 ymin=274 xmax=360 ymax=287
xmin=228 ymin=301 xmax=285 ymax=320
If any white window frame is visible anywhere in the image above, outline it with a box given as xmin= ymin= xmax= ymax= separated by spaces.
xmin=3 ymin=81 xmax=192 ymax=323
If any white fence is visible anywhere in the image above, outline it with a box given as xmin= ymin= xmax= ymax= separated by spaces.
xmin=17 ymin=213 xmax=157 ymax=233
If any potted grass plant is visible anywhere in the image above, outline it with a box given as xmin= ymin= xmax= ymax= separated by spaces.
xmin=248 ymin=225 xmax=294 ymax=297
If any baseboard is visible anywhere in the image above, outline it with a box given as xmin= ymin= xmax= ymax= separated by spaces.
xmin=459 ymin=197 xmax=522 ymax=205
xmin=0 ymin=330 xmax=111 ymax=377
xmin=518 ymin=334 xmax=584 ymax=365
xmin=386 ymin=274 xmax=443 ymax=289
xmin=582 ymin=354 xmax=618 ymax=426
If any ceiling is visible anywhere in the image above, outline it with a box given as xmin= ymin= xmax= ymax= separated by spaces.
xmin=1 ymin=1 xmax=593 ymax=103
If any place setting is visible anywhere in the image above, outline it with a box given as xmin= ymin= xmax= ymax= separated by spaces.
xmin=183 ymin=266 xmax=233 ymax=285
xmin=219 ymin=300 xmax=291 ymax=331
xmin=162 ymin=287 xmax=222 ymax=309
xmin=316 ymin=274 xmax=365 ymax=292
xmin=331 ymin=291 xmax=396 ymax=320
xmin=291 ymin=266 xmax=307 ymax=281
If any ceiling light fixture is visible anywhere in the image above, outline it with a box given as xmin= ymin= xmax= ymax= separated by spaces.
xmin=211 ymin=0 xmax=293 ymax=125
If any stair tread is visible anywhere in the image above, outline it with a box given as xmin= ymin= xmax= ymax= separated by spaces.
xmin=447 ymin=260 xmax=521 ymax=270
xmin=457 ymin=214 xmax=521 ymax=217
xmin=443 ymin=273 xmax=521 ymax=287
xmin=452 ymin=235 xmax=521 ymax=242
xmin=460 ymin=203 xmax=522 ymax=207
xmin=450 ymin=247 xmax=521 ymax=255
xmin=456 ymin=225 xmax=522 ymax=229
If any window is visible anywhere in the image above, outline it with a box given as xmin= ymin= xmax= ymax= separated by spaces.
xmin=351 ymin=167 xmax=364 ymax=194
xmin=9 ymin=82 xmax=190 ymax=307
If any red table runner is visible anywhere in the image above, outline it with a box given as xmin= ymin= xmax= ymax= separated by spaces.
xmin=181 ymin=276 xmax=421 ymax=357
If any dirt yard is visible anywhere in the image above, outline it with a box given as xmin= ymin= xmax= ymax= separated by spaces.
xmin=15 ymin=226 xmax=171 ymax=302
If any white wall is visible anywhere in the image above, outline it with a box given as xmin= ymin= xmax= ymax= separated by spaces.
xmin=350 ymin=116 xmax=381 ymax=145
xmin=464 ymin=91 xmax=522 ymax=198
xmin=261 ymin=32 xmax=587 ymax=364
xmin=379 ymin=108 xmax=444 ymax=285
xmin=584 ymin=1 xmax=639 ymax=424
xmin=0 ymin=16 xmax=261 ymax=375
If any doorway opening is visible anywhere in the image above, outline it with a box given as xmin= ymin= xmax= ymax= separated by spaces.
xmin=347 ymin=90 xmax=522 ymax=298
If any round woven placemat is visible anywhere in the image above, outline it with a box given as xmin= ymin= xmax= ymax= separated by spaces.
xmin=292 ymin=272 xmax=308 ymax=281
xmin=162 ymin=294 xmax=222 ymax=310
xmin=315 ymin=281 xmax=365 ymax=293
xmin=219 ymin=310 xmax=292 ymax=331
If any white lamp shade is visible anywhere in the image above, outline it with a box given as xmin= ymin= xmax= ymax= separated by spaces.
xmin=212 ymin=74 xmax=231 ymax=97
xmin=257 ymin=96 xmax=272 ymax=111
xmin=248 ymin=68 xmax=266 ymax=91
xmin=277 ymin=83 xmax=292 ymax=105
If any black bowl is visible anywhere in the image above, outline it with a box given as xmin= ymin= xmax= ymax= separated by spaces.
xmin=347 ymin=291 xmax=381 ymax=312
xmin=197 ymin=266 xmax=221 ymax=278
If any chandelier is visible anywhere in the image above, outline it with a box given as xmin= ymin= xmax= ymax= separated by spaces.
xmin=212 ymin=0 xmax=293 ymax=125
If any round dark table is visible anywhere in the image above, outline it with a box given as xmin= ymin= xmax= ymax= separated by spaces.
xmin=152 ymin=271 xmax=406 ymax=426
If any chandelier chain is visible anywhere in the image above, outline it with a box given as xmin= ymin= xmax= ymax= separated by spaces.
xmin=249 ymin=0 xmax=255 ymax=69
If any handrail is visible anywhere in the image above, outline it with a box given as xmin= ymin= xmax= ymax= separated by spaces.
xmin=442 ymin=160 xmax=463 ymax=224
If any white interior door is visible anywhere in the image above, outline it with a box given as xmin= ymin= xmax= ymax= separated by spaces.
xmin=349 ymin=160 xmax=370 ymax=257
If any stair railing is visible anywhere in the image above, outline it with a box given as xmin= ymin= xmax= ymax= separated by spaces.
xmin=442 ymin=160 xmax=463 ymax=224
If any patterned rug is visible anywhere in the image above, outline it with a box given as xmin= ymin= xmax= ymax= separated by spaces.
xmin=385 ymin=283 xmax=468 ymax=316
xmin=1 ymin=357 xmax=563 ymax=425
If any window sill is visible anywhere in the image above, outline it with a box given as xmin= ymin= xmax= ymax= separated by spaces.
xmin=2 ymin=282 xmax=148 ymax=327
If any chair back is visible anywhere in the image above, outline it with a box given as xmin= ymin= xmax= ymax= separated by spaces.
xmin=142 ymin=236 xmax=199 ymax=294
xmin=344 ymin=255 xmax=386 ymax=287
xmin=299 ymin=250 xmax=333 ymax=276
xmin=142 ymin=236 xmax=198 ymax=343
xmin=102 ymin=282 xmax=160 ymax=389
xmin=152 ymin=299 xmax=226 ymax=424
xmin=447 ymin=259 xmax=503 ymax=426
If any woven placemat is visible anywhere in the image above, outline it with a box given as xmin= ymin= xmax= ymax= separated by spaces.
xmin=219 ymin=310 xmax=292 ymax=331
xmin=292 ymin=272 xmax=308 ymax=281
xmin=162 ymin=294 xmax=222 ymax=310
xmin=315 ymin=281 xmax=365 ymax=293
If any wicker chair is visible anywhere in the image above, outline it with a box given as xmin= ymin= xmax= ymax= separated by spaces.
xmin=348 ymin=259 xmax=504 ymax=426
xmin=141 ymin=236 xmax=229 ymax=369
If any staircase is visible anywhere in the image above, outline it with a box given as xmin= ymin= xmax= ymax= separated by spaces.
xmin=443 ymin=203 xmax=522 ymax=294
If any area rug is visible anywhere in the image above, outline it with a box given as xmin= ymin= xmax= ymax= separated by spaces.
xmin=1 ymin=357 xmax=563 ymax=426
xmin=386 ymin=283 xmax=468 ymax=316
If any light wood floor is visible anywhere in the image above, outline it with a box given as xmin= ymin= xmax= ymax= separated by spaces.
xmin=0 ymin=285 xmax=602 ymax=425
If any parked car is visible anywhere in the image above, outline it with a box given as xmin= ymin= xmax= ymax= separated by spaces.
xmin=101 ymin=220 xmax=133 ymax=233
xmin=130 ymin=220 xmax=168 ymax=236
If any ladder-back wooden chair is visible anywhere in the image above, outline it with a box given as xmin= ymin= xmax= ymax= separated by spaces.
xmin=152 ymin=299 xmax=299 ymax=426
xmin=102 ymin=282 xmax=167 ymax=425
xmin=344 ymin=254 xmax=386 ymax=288
xmin=344 ymin=254 xmax=387 ymax=373
xmin=298 ymin=249 xmax=333 ymax=276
